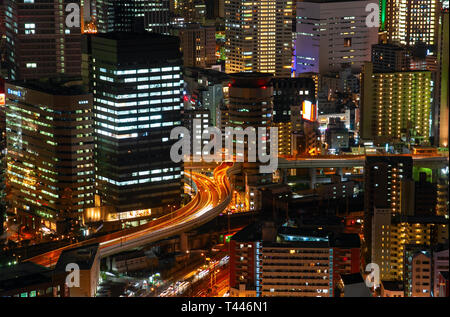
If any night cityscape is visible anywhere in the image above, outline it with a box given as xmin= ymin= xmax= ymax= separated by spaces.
xmin=0 ymin=0 xmax=449 ymax=306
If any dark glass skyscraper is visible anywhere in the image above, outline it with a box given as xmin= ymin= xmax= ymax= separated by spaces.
xmin=4 ymin=0 xmax=82 ymax=80
xmin=84 ymin=32 xmax=184 ymax=218
xmin=95 ymin=0 xmax=170 ymax=34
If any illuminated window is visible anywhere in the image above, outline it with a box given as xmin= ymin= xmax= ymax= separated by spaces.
xmin=25 ymin=23 xmax=35 ymax=34
xmin=344 ymin=38 xmax=352 ymax=47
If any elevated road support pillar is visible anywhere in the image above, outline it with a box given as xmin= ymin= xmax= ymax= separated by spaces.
xmin=309 ymin=167 xmax=317 ymax=189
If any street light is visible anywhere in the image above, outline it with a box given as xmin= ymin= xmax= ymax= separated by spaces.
xmin=185 ymin=250 xmax=190 ymax=269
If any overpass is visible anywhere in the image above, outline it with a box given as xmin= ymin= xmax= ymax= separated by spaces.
xmin=278 ymin=155 xmax=449 ymax=169
xmin=277 ymin=154 xmax=448 ymax=189
xmin=183 ymin=155 xmax=448 ymax=170
xmin=26 ymin=162 xmax=240 ymax=267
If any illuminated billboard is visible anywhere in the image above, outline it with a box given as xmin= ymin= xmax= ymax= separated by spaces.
xmin=302 ymin=100 xmax=316 ymax=121
xmin=224 ymin=233 xmax=235 ymax=243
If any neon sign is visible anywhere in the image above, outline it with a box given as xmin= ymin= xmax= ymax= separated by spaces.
xmin=302 ymin=100 xmax=316 ymax=121
xmin=7 ymin=89 xmax=22 ymax=98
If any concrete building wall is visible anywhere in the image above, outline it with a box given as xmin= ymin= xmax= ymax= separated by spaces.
xmin=295 ymin=0 xmax=378 ymax=74
xmin=5 ymin=81 xmax=94 ymax=232
xmin=259 ymin=246 xmax=333 ymax=297
xmin=225 ymin=0 xmax=293 ymax=76
xmin=433 ymin=249 xmax=449 ymax=296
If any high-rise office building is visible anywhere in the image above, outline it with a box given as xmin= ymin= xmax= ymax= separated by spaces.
xmin=372 ymin=210 xmax=447 ymax=281
xmin=361 ymin=62 xmax=432 ymax=144
xmin=225 ymin=0 xmax=293 ymax=77
xmin=178 ymin=24 xmax=217 ymax=68
xmin=4 ymin=0 xmax=82 ymax=80
xmin=382 ymin=0 xmax=440 ymax=47
xmin=271 ymin=77 xmax=316 ymax=156
xmin=183 ymin=67 xmax=230 ymax=127
xmin=222 ymin=73 xmax=274 ymax=162
xmin=0 ymin=0 xmax=5 ymax=40
xmin=371 ymin=43 xmax=411 ymax=72
xmin=363 ymin=155 xmax=413 ymax=264
xmin=95 ymin=0 xmax=170 ymax=34
xmin=222 ymin=73 xmax=274 ymax=211
xmin=174 ymin=0 xmax=208 ymax=24
xmin=84 ymin=32 xmax=184 ymax=218
xmin=0 ymin=0 xmax=5 ymax=78
xmin=295 ymin=0 xmax=378 ymax=74
xmin=229 ymin=222 xmax=361 ymax=297
xmin=0 ymin=79 xmax=5 ymax=235
xmin=5 ymin=78 xmax=94 ymax=233
xmin=206 ymin=0 xmax=225 ymax=19
xmin=434 ymin=9 xmax=449 ymax=148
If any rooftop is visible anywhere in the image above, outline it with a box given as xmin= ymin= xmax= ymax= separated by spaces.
xmin=341 ymin=273 xmax=372 ymax=297
xmin=228 ymin=72 xmax=274 ymax=89
xmin=264 ymin=240 xmax=331 ymax=248
xmin=7 ymin=77 xmax=87 ymax=96
xmin=231 ymin=222 xmax=262 ymax=242
xmin=229 ymin=72 xmax=273 ymax=79
xmin=231 ymin=221 xmax=361 ymax=248
xmin=184 ymin=66 xmax=230 ymax=81
xmin=54 ymin=243 xmax=99 ymax=272
xmin=330 ymin=233 xmax=361 ymax=248
xmin=278 ymin=226 xmax=329 ymax=241
xmin=0 ymin=262 xmax=53 ymax=293
xmin=382 ymin=280 xmax=404 ymax=291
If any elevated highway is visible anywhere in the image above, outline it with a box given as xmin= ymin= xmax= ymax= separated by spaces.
xmin=183 ymin=155 xmax=448 ymax=170
xmin=278 ymin=155 xmax=448 ymax=169
xmin=26 ymin=163 xmax=240 ymax=267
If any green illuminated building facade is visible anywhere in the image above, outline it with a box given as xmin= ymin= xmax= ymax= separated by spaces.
xmin=5 ymin=79 xmax=94 ymax=232
xmin=361 ymin=62 xmax=432 ymax=144
xmin=382 ymin=0 xmax=440 ymax=47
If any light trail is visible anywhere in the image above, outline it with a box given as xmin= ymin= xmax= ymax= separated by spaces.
xmin=26 ymin=163 xmax=235 ymax=267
